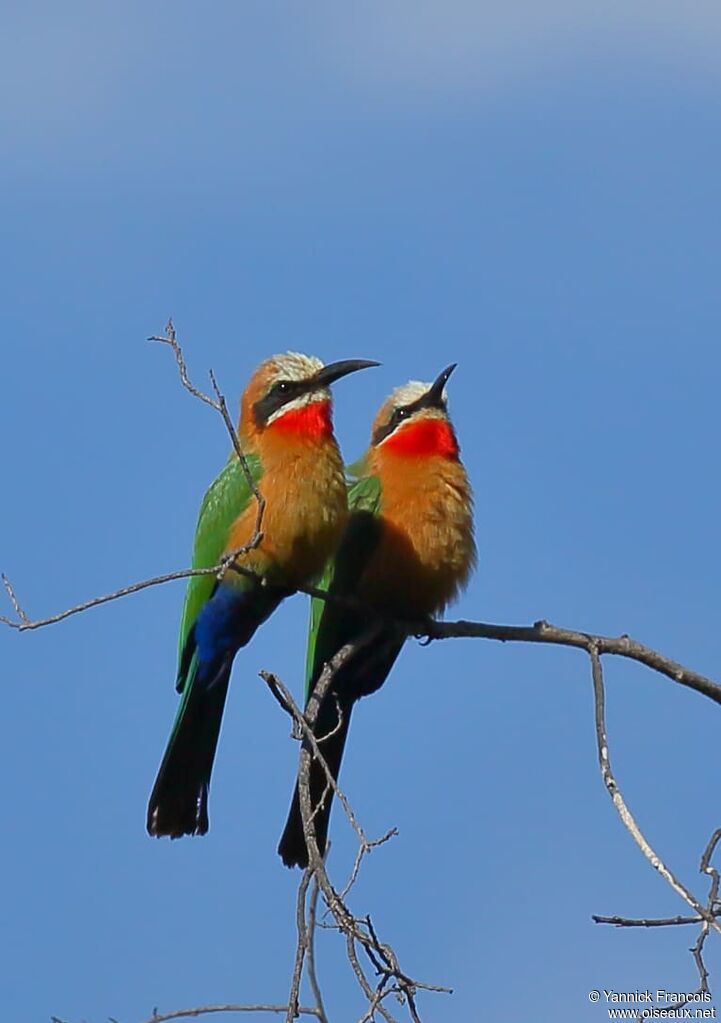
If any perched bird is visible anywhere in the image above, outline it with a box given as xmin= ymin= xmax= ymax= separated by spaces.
xmin=147 ymin=352 xmax=378 ymax=839
xmin=278 ymin=364 xmax=476 ymax=868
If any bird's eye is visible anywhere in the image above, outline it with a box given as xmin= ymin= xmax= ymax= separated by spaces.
xmin=275 ymin=380 xmax=292 ymax=394
xmin=393 ymin=407 xmax=410 ymax=423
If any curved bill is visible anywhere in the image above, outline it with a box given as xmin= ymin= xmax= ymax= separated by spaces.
xmin=425 ymin=363 xmax=457 ymax=406
xmin=311 ymin=359 xmax=380 ymax=388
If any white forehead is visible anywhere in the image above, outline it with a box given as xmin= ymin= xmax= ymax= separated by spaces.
xmin=391 ymin=380 xmax=430 ymax=406
xmin=390 ymin=380 xmax=447 ymax=408
xmin=269 ymin=352 xmax=323 ymax=382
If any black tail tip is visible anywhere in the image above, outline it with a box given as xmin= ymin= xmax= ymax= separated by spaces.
xmin=146 ymin=796 xmax=210 ymax=838
xmin=277 ymin=834 xmax=310 ymax=869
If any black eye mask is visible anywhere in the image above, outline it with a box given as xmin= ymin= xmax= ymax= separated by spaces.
xmin=253 ymin=379 xmax=307 ymax=426
xmin=253 ymin=358 xmax=380 ymax=428
xmin=372 ymin=363 xmax=456 ymax=446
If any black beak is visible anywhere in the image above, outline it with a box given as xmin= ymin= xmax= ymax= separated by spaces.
xmin=424 ymin=363 xmax=457 ymax=407
xmin=310 ymin=359 xmax=380 ymax=389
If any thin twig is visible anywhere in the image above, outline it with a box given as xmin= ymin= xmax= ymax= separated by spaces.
xmin=589 ymin=644 xmax=720 ymax=932
xmin=700 ymin=828 xmax=721 ymax=911
xmin=0 ymin=566 xmax=237 ymax=631
xmin=149 ymin=319 xmax=266 ymax=571
xmin=149 ymin=320 xmax=264 ymax=525
xmin=685 ymin=829 xmax=721 ymax=1005
xmin=595 ymin=831 xmax=721 ymax=1023
xmin=207 ymin=367 xmax=266 ymax=553
xmin=143 ymin=1004 xmax=322 ymax=1022
xmin=286 ymin=870 xmax=313 ymax=1023
xmin=592 ymin=642 xmax=720 ymax=1022
xmin=261 ymin=634 xmax=387 ymax=855
xmin=346 ymin=933 xmax=397 ymax=1023
xmin=339 ymin=828 xmax=399 ymax=902
xmin=278 ymin=630 xmax=452 ymax=1022
xmin=147 ymin=319 xmax=218 ymax=411
xmin=0 ymin=565 xmax=346 ymax=633
xmin=2 ymin=574 xmax=28 ymax=623
xmin=306 ymin=878 xmax=328 ymax=1023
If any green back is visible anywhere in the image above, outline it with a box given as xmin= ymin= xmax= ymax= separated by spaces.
xmin=177 ymin=452 xmax=263 ymax=680
xmin=304 ymin=469 xmax=382 ymax=702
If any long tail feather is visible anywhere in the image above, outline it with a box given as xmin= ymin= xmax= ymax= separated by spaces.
xmin=147 ymin=652 xmax=232 ymax=838
xmin=279 ymin=629 xmax=405 ymax=867
xmin=278 ymin=697 xmax=353 ymax=868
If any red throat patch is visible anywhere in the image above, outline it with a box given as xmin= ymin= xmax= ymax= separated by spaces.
xmin=270 ymin=399 xmax=334 ymax=440
xmin=384 ymin=418 xmax=459 ymax=459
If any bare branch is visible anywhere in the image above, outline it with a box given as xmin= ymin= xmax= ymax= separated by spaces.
xmin=286 ymin=868 xmax=314 ymax=1023
xmin=589 ymin=648 xmax=720 ymax=1019
xmin=148 ymin=319 xmax=266 ymax=570
xmin=261 ymin=657 xmax=391 ymax=859
xmin=685 ymin=829 xmax=721 ymax=1006
xmin=346 ymin=932 xmax=397 ymax=1023
xmin=593 ymin=833 xmax=721 ymax=1023
xmin=0 ymin=565 xmax=233 ymax=632
xmin=0 ymin=559 xmax=285 ymax=633
xmin=273 ymin=630 xmax=453 ymax=1022
xmin=589 ymin=644 xmax=720 ymax=932
xmin=2 ymin=574 xmax=28 ymax=623
xmin=423 ymin=618 xmax=721 ymax=708
xmin=9 ymin=322 xmax=720 ymax=1020
xmin=339 ymin=827 xmax=399 ymax=903
xmin=142 ymin=1004 xmax=322 ymax=1022
xmin=148 ymin=319 xmax=219 ymax=411
xmin=700 ymin=828 xmax=721 ymax=912
xmin=206 ymin=366 xmax=266 ymax=554
xmin=306 ymin=878 xmax=328 ymax=1023
xmin=7 ymin=582 xmax=721 ymax=724
xmin=2 ymin=321 xmax=274 ymax=633
xmin=592 ymin=914 xmax=704 ymax=927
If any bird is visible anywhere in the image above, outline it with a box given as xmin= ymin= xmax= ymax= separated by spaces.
xmin=278 ymin=364 xmax=476 ymax=868
xmin=147 ymin=352 xmax=379 ymax=839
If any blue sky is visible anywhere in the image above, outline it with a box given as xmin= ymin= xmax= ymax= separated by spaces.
xmin=2 ymin=3 xmax=721 ymax=1021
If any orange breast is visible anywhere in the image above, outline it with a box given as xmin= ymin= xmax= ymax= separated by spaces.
xmin=359 ymin=448 xmax=476 ymax=619
xmin=226 ymin=431 xmax=348 ymax=588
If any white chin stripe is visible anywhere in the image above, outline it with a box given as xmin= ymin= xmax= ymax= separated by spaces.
xmin=266 ymin=389 xmax=329 ymax=425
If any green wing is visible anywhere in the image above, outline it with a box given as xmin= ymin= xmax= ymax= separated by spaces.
xmin=304 ymin=469 xmax=382 ymax=703
xmin=176 ymin=452 xmax=263 ymax=688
